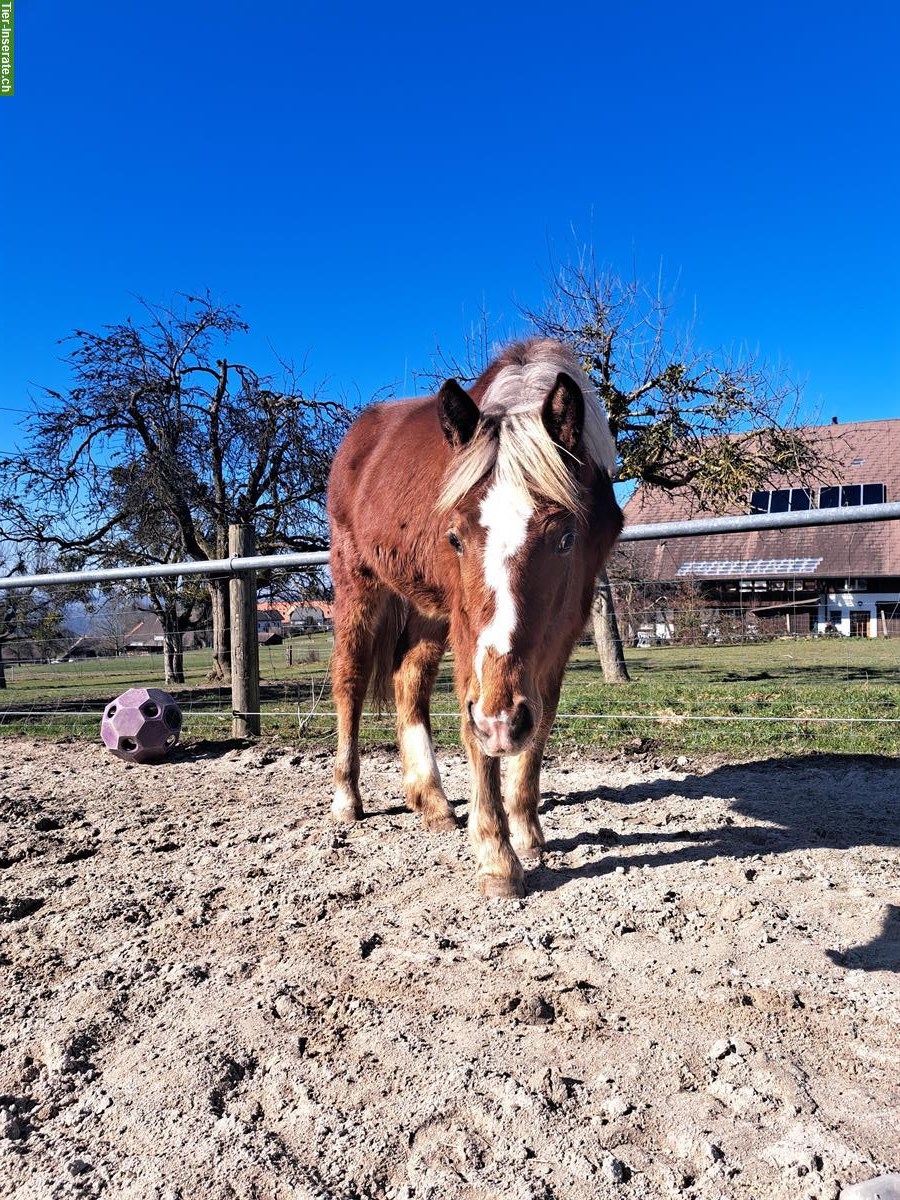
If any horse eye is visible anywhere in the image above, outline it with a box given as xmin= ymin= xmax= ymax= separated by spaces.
xmin=557 ymin=530 xmax=576 ymax=555
xmin=448 ymin=531 xmax=464 ymax=554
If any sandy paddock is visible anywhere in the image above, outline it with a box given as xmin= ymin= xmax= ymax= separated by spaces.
xmin=1 ymin=737 xmax=898 ymax=1199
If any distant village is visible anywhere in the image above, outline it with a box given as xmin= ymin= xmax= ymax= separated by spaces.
xmin=4 ymin=600 xmax=334 ymax=666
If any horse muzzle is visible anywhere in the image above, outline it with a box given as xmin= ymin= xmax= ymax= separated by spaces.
xmin=467 ymin=697 xmax=538 ymax=757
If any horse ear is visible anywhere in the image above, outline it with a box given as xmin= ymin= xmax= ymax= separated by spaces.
xmin=437 ymin=379 xmax=480 ymax=448
xmin=542 ymin=372 xmax=584 ymax=455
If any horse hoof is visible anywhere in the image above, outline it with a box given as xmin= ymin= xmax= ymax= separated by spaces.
xmin=329 ymin=803 xmax=362 ymax=824
xmin=424 ymin=811 xmax=459 ymax=833
xmin=516 ymin=844 xmax=544 ymax=863
xmin=479 ymin=875 xmax=526 ymax=900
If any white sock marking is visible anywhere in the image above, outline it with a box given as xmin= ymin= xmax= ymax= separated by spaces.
xmin=401 ymin=723 xmax=438 ymax=785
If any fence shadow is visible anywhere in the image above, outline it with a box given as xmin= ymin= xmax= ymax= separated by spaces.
xmin=537 ymin=753 xmax=900 ymax=971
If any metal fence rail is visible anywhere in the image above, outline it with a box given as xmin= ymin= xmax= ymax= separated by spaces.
xmin=0 ymin=550 xmax=331 ymax=591
xmin=621 ymin=499 xmax=900 ymax=541
xmin=3 ymin=501 xmax=900 ymax=591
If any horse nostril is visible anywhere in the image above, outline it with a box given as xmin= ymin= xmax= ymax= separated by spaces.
xmin=510 ymin=702 xmax=534 ymax=743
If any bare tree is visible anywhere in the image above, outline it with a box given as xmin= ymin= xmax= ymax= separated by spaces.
xmin=0 ymin=294 xmax=352 ymax=683
xmin=522 ymin=254 xmax=820 ymax=680
xmin=144 ymin=578 xmax=208 ymax=686
xmin=87 ymin=590 xmax=139 ymax=658
xmin=88 ymin=574 xmax=208 ymax=686
xmin=87 ymin=466 xmax=211 ymax=685
xmin=0 ymin=556 xmax=70 ymax=688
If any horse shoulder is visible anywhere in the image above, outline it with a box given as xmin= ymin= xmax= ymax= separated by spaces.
xmin=329 ymin=397 xmax=452 ymax=604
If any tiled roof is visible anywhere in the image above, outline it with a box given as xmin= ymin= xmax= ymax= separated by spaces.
xmin=289 ymin=601 xmax=334 ymax=619
xmin=619 ymin=419 xmax=900 ymax=580
xmin=256 ymin=600 xmax=335 ymax=620
xmin=257 ymin=602 xmax=295 ymax=621
xmin=257 ymin=607 xmax=285 ymax=623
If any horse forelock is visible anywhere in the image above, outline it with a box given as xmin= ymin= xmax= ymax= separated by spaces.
xmin=437 ymin=338 xmax=616 ymax=516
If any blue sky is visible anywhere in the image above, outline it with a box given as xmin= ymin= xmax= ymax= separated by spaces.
xmin=2 ymin=1 xmax=899 ymax=456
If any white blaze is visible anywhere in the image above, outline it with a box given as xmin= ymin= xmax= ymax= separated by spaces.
xmin=474 ymin=478 xmax=533 ymax=686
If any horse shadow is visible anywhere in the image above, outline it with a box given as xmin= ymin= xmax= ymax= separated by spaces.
xmin=825 ymin=905 xmax=900 ymax=971
xmin=533 ymin=753 xmax=900 ymax=972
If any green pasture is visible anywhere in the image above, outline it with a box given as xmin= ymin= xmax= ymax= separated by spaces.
xmin=1 ymin=633 xmax=898 ymax=759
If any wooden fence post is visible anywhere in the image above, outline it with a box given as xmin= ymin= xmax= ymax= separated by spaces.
xmin=229 ymin=524 xmax=261 ymax=738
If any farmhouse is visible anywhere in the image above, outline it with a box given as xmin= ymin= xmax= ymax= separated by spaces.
xmin=616 ymin=418 xmax=900 ymax=640
xmin=257 ymin=606 xmax=288 ymax=636
xmin=256 ymin=600 xmax=334 ymax=639
xmin=62 ymin=610 xmax=204 ymax=659
xmin=288 ymin=600 xmax=334 ymax=632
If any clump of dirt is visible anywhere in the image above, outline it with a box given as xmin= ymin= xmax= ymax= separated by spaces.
xmin=0 ymin=738 xmax=898 ymax=1199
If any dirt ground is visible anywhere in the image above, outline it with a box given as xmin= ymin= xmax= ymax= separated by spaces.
xmin=0 ymin=736 xmax=898 ymax=1200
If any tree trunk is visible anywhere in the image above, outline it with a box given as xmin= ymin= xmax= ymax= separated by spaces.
xmin=207 ymin=578 xmax=232 ymax=683
xmin=0 ymin=644 xmax=6 ymax=689
xmin=592 ymin=567 xmax=631 ymax=683
xmin=162 ymin=627 xmax=185 ymax=685
xmin=145 ymin=598 xmax=187 ymax=687
xmin=229 ymin=524 xmax=261 ymax=738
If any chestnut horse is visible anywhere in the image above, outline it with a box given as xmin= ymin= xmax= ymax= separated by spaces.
xmin=327 ymin=338 xmax=623 ymax=897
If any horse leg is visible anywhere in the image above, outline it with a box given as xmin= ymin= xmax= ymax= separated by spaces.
xmin=394 ymin=615 xmax=456 ymax=832
xmin=503 ymin=677 xmax=561 ymax=861
xmin=462 ymin=718 xmax=524 ymax=898
xmin=330 ymin=587 xmax=382 ymax=822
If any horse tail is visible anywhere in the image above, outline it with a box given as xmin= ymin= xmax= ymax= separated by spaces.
xmin=370 ymin=591 xmax=408 ymax=714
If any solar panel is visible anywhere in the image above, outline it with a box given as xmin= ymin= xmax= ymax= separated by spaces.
xmin=675 ymin=558 xmax=823 ymax=577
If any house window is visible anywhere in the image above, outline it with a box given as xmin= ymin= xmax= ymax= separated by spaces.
xmin=749 ymin=487 xmax=811 ymax=513
xmin=750 ymin=491 xmax=769 ymax=514
xmin=819 ymin=486 xmax=840 ymax=508
xmin=829 ymin=610 xmax=842 ymax=623
xmin=819 ymin=482 xmax=885 ymax=508
xmin=752 ymin=482 xmax=886 ymax=514
xmin=790 ymin=488 xmax=812 ymax=510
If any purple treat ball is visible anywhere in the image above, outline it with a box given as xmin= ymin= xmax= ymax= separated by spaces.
xmin=101 ymin=687 xmax=182 ymax=763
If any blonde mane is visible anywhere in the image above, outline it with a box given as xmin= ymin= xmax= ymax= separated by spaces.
xmin=437 ymin=339 xmax=617 ymax=515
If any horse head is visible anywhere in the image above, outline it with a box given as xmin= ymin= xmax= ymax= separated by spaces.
xmin=436 ymin=345 xmax=622 ymax=757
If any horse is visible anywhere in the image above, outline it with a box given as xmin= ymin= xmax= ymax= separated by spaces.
xmin=326 ymin=338 xmax=623 ymax=898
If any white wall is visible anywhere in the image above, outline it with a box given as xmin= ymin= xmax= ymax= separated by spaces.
xmin=816 ymin=591 xmax=900 ymax=637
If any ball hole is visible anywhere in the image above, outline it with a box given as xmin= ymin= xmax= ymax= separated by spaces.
xmin=106 ymin=705 xmax=117 ymax=718
xmin=164 ymin=708 xmax=182 ymax=730
xmin=121 ymin=737 xmax=138 ymax=752
xmin=141 ymin=701 xmax=160 ymax=718
xmin=165 ymin=735 xmax=176 ymax=747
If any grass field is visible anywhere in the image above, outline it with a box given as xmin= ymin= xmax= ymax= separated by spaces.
xmin=1 ymin=633 xmax=898 ymax=759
